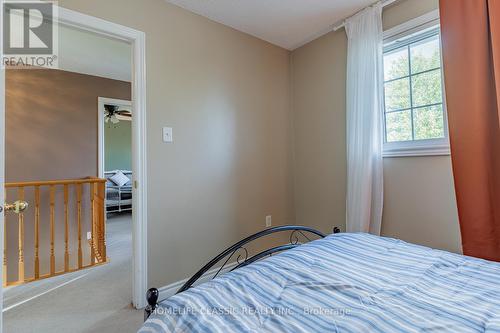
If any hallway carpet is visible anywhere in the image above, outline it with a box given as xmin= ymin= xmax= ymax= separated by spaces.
xmin=3 ymin=214 xmax=143 ymax=333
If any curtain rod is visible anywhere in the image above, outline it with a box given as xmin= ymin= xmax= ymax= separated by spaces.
xmin=332 ymin=0 xmax=398 ymax=31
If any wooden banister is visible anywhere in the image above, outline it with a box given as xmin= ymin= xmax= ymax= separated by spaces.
xmin=2 ymin=177 xmax=108 ymax=287
xmin=4 ymin=178 xmax=106 ymax=188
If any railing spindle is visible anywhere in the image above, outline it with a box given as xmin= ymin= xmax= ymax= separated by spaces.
xmin=90 ymin=182 xmax=95 ymax=265
xmin=18 ymin=187 xmax=25 ymax=283
xmin=94 ymin=190 xmax=100 ymax=259
xmin=98 ymin=182 xmax=106 ymax=260
xmin=34 ymin=186 xmax=40 ymax=279
xmin=76 ymin=184 xmax=82 ymax=269
xmin=3 ymin=189 xmax=7 ymax=286
xmin=64 ymin=184 xmax=69 ymax=272
xmin=49 ymin=185 xmax=55 ymax=275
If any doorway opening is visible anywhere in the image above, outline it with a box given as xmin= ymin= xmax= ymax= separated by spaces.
xmin=0 ymin=6 xmax=147 ymax=332
xmin=99 ymin=97 xmax=133 ymax=215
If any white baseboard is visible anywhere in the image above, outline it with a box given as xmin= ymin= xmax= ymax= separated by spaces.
xmin=157 ymin=262 xmax=238 ymax=302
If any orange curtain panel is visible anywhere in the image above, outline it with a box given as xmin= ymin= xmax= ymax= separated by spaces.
xmin=440 ymin=0 xmax=500 ymax=261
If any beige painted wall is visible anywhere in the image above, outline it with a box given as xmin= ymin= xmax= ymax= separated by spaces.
xmin=57 ymin=0 xmax=293 ymax=288
xmin=291 ymin=0 xmax=462 ymax=253
xmin=291 ymin=30 xmax=347 ymax=236
xmin=52 ymin=0 xmax=462 ymax=292
xmin=382 ymin=156 xmax=461 ymax=253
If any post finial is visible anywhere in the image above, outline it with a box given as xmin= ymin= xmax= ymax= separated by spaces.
xmin=144 ymin=288 xmax=159 ymax=321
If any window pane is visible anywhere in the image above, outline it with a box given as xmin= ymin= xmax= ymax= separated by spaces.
xmin=410 ymin=35 xmax=441 ymax=74
xmin=386 ymin=110 xmax=412 ymax=142
xmin=414 ymin=105 xmax=445 ymax=140
xmin=411 ymin=69 xmax=442 ymax=107
xmin=384 ymin=77 xmax=410 ymax=111
xmin=384 ymin=47 xmax=409 ymax=81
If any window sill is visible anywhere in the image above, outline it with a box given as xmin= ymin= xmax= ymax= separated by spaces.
xmin=383 ymin=142 xmax=450 ymax=158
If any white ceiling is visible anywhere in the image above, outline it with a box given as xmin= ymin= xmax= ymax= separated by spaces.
xmin=58 ymin=24 xmax=132 ymax=82
xmin=165 ymin=0 xmax=376 ymax=50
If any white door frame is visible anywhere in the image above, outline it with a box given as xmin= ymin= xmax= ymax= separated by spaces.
xmin=0 ymin=6 xmax=149 ymax=314
xmin=0 ymin=0 xmax=5 ymax=326
xmin=97 ymin=97 xmax=133 ymax=178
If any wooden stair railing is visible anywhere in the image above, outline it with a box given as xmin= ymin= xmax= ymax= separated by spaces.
xmin=3 ymin=178 xmax=108 ymax=287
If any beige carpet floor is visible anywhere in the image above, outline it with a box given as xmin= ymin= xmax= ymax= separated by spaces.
xmin=3 ymin=214 xmax=143 ymax=333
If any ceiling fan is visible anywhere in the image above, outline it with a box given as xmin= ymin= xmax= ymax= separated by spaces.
xmin=104 ymin=104 xmax=132 ymax=125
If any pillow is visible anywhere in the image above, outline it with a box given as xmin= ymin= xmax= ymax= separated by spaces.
xmin=109 ymin=170 xmax=130 ymax=187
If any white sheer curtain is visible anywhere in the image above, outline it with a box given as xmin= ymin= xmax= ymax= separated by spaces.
xmin=345 ymin=3 xmax=384 ymax=235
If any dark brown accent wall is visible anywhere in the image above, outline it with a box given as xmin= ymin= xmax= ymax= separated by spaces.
xmin=6 ymin=68 xmax=131 ymax=182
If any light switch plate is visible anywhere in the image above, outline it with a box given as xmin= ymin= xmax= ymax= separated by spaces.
xmin=266 ymin=215 xmax=272 ymax=227
xmin=162 ymin=127 xmax=173 ymax=143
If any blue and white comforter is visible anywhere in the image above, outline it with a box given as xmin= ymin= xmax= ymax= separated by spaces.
xmin=139 ymin=233 xmax=500 ymax=332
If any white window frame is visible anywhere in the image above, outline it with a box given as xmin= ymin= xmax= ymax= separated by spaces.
xmin=382 ymin=10 xmax=450 ymax=158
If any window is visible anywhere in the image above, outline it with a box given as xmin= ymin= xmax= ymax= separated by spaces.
xmin=382 ymin=12 xmax=449 ymax=157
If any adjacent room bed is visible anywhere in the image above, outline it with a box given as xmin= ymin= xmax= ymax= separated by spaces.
xmin=105 ymin=170 xmax=133 ymax=214
xmin=140 ymin=227 xmax=500 ymax=333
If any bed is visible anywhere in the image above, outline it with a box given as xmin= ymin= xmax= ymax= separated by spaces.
xmin=104 ymin=170 xmax=132 ymax=214
xmin=140 ymin=227 xmax=500 ymax=333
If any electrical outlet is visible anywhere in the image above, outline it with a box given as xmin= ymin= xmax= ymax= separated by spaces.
xmin=87 ymin=232 xmax=92 ymax=240
xmin=265 ymin=215 xmax=272 ymax=227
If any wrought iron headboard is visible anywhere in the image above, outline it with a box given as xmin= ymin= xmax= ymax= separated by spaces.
xmin=145 ymin=225 xmax=337 ymax=320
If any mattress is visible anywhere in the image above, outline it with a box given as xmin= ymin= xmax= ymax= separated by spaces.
xmin=139 ymin=233 xmax=500 ymax=333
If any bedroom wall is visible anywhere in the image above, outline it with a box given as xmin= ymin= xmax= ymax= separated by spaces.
xmin=57 ymin=0 xmax=293 ymax=288
xmin=105 ymin=120 xmax=132 ymax=171
xmin=291 ymin=0 xmax=462 ymax=253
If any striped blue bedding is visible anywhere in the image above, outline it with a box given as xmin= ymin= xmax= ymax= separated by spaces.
xmin=139 ymin=233 xmax=500 ymax=332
